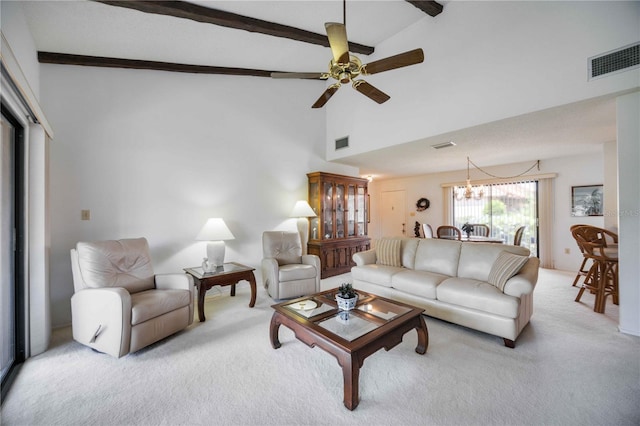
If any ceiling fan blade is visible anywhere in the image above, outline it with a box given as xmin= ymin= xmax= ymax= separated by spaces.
xmin=325 ymin=22 xmax=350 ymax=64
xmin=312 ymin=84 xmax=340 ymax=109
xmin=270 ymin=72 xmax=329 ymax=80
xmin=362 ymin=48 xmax=424 ymax=75
xmin=352 ymin=80 xmax=390 ymax=104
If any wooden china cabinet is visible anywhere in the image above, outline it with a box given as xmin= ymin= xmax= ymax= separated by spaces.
xmin=306 ymin=172 xmax=370 ymax=278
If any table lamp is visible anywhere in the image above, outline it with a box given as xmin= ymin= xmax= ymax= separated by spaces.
xmin=290 ymin=200 xmax=317 ymax=255
xmin=196 ymin=218 xmax=235 ymax=267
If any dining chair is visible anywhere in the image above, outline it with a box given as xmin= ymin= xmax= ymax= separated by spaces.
xmin=436 ymin=225 xmax=461 ymax=240
xmin=422 ymin=223 xmax=434 ymax=238
xmin=468 ymin=224 xmax=490 ymax=237
xmin=513 ymin=226 xmax=526 ymax=246
xmin=572 ymin=226 xmax=618 ymax=313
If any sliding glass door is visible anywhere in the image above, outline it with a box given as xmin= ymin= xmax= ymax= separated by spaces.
xmin=453 ymin=180 xmax=539 ymax=256
xmin=1 ymin=105 xmax=25 ymax=401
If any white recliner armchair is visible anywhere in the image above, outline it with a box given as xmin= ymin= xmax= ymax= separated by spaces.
xmin=70 ymin=237 xmax=194 ymax=358
xmin=261 ymin=231 xmax=321 ymax=300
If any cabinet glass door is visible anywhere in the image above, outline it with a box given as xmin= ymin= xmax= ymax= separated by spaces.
xmin=357 ymin=186 xmax=366 ymax=236
xmin=309 ymin=181 xmax=319 ymax=240
xmin=347 ymin=185 xmax=355 ymax=237
xmin=336 ymin=184 xmax=345 ymax=238
xmin=323 ymin=182 xmax=333 ymax=239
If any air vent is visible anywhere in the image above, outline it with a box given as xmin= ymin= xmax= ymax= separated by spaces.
xmin=431 ymin=141 xmax=456 ymax=149
xmin=589 ymin=42 xmax=639 ymax=80
xmin=335 ymin=136 xmax=349 ymax=150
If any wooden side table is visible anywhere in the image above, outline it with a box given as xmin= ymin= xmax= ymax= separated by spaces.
xmin=184 ymin=262 xmax=257 ymax=322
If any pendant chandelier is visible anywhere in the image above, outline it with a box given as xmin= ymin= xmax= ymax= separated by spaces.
xmin=456 ymin=157 xmax=484 ymax=200
xmin=455 ymin=157 xmax=541 ymax=201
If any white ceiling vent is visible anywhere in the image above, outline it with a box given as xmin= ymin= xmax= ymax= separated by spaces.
xmin=588 ymin=42 xmax=639 ymax=80
xmin=335 ymin=136 xmax=349 ymax=150
xmin=431 ymin=141 xmax=456 ymax=149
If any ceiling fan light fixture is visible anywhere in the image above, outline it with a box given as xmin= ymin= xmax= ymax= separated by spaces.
xmin=272 ymin=1 xmax=425 ymax=108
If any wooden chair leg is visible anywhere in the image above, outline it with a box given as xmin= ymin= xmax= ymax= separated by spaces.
xmin=576 ymin=262 xmax=597 ymax=303
xmin=593 ymin=261 xmax=607 ymax=314
xmin=611 ymin=263 xmax=619 ymax=305
xmin=572 ymin=257 xmax=589 ymax=287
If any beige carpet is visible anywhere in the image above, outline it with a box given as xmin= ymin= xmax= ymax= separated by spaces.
xmin=2 ymin=269 xmax=639 ymax=425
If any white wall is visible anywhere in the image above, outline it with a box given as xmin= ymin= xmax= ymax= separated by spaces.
xmin=616 ymin=92 xmax=640 ymax=336
xmin=369 ymin=153 xmax=607 ymax=271
xmin=41 ymin=64 xmax=357 ymax=327
xmin=603 ymin=141 xmax=619 ymax=232
xmin=326 ymin=1 xmax=640 ymax=160
xmin=1 ymin=1 xmax=40 ymax=98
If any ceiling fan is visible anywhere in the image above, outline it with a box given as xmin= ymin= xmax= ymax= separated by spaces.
xmin=270 ymin=1 xmax=425 ymax=108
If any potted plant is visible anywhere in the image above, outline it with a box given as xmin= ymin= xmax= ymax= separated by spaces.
xmin=336 ymin=283 xmax=358 ymax=311
xmin=461 ymin=223 xmax=473 ymax=238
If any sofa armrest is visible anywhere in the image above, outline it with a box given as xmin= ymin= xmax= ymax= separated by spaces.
xmin=261 ymin=258 xmax=279 ymax=295
xmin=301 ymin=254 xmax=320 ymax=268
xmin=302 ymin=254 xmax=321 ymax=291
xmin=353 ymin=249 xmax=377 ymax=266
xmin=71 ymin=287 xmax=132 ymax=358
xmin=155 ymin=273 xmax=192 ymax=291
xmin=503 ymin=257 xmax=540 ymax=298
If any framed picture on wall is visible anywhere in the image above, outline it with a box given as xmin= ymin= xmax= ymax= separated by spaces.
xmin=571 ymin=184 xmax=603 ymax=216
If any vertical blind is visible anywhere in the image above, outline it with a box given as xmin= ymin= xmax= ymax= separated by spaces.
xmin=452 ymin=181 xmax=538 ymax=255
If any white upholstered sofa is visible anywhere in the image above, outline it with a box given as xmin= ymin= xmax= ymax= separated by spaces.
xmin=352 ymin=238 xmax=539 ymax=347
xmin=70 ymin=238 xmax=195 ymax=357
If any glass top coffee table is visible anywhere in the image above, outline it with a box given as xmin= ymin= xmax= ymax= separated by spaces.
xmin=270 ymin=288 xmax=429 ymax=410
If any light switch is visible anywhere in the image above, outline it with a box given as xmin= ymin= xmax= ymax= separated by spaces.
xmin=81 ymin=210 xmax=91 ymax=221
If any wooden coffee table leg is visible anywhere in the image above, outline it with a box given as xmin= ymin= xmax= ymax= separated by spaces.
xmin=269 ymin=313 xmax=282 ymax=349
xmin=230 ymin=283 xmax=236 ymax=297
xmin=247 ymin=272 xmax=257 ymax=307
xmin=339 ymin=353 xmax=360 ymax=410
xmin=415 ymin=315 xmax=429 ymax=354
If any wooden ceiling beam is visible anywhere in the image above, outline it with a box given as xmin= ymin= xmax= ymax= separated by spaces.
xmin=37 ymin=51 xmax=290 ymax=78
xmin=405 ymin=1 xmax=444 ymax=17
xmin=93 ymin=0 xmax=375 ymax=55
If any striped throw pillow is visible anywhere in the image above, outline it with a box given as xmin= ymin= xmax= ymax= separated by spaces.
xmin=488 ymin=251 xmax=529 ymax=292
xmin=375 ymin=239 xmax=402 ymax=267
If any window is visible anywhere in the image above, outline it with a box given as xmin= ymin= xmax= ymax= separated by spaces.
xmin=1 ymin=104 xmax=26 ymax=402
xmin=453 ymin=181 xmax=538 ymax=255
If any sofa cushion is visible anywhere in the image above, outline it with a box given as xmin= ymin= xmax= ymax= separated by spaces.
xmin=131 ymin=289 xmax=192 ymax=325
xmin=401 ymin=238 xmax=420 ymax=269
xmin=279 ymin=264 xmax=317 ymax=282
xmin=391 ymin=270 xmax=448 ymax=300
xmin=375 ymin=239 xmax=402 ymax=267
xmin=351 ymin=265 xmax=403 ymax=288
xmin=488 ymin=251 xmax=530 ymax=292
xmin=76 ymin=238 xmax=155 ymax=294
xmin=414 ymin=238 xmax=461 ymax=277
xmin=436 ymin=277 xmax=520 ymax=318
xmin=457 ymin=243 xmax=530 ymax=282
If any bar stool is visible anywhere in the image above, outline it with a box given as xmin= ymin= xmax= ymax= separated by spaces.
xmin=572 ymin=226 xmax=619 ymax=313
xmin=569 ymin=224 xmax=590 ymax=287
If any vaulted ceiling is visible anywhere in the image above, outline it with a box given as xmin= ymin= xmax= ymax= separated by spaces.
xmin=21 ymin=0 xmax=617 ymax=178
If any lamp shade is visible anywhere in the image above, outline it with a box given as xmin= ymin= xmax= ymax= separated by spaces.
xmin=195 ymin=218 xmax=235 ymax=241
xmin=290 ymin=200 xmax=317 ymax=218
